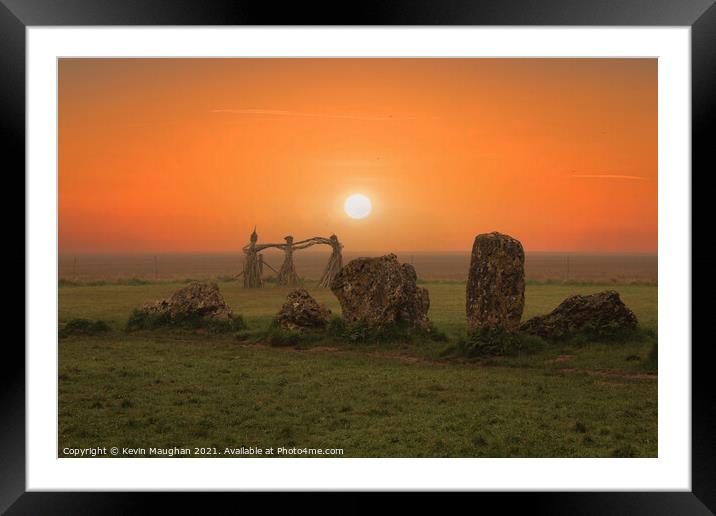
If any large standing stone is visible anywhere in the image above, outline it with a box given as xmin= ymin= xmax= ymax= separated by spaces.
xmin=330 ymin=254 xmax=430 ymax=329
xmin=519 ymin=290 xmax=637 ymax=339
xmin=276 ymin=288 xmax=331 ymax=331
xmin=142 ymin=281 xmax=233 ymax=321
xmin=466 ymin=232 xmax=525 ymax=332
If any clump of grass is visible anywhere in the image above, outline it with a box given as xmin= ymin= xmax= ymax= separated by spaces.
xmin=577 ymin=321 xmax=642 ymax=342
xmin=125 ymin=309 xmax=170 ymax=331
xmin=59 ymin=318 xmax=111 ymax=339
xmin=265 ymin=326 xmax=303 ymax=347
xmin=260 ymin=318 xmax=329 ymax=347
xmin=442 ymin=328 xmax=546 ymax=359
xmin=642 ymin=338 xmax=658 ymax=372
xmin=327 ymin=317 xmax=347 ymax=338
xmin=326 ymin=317 xmax=447 ymax=345
xmin=423 ymin=322 xmax=449 ymax=342
xmin=551 ymin=323 xmax=654 ymax=347
xmin=206 ymin=315 xmax=247 ymax=333
xmin=234 ymin=328 xmax=264 ymax=342
xmin=125 ymin=309 xmax=246 ymax=333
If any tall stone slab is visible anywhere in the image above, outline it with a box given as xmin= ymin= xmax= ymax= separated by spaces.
xmin=466 ymin=232 xmax=525 ymax=332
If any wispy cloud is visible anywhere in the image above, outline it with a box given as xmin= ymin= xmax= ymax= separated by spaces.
xmin=571 ymin=174 xmax=647 ymax=180
xmin=211 ymin=109 xmax=403 ymax=121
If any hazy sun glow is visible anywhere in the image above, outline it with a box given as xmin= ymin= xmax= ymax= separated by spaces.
xmin=344 ymin=194 xmax=372 ymax=219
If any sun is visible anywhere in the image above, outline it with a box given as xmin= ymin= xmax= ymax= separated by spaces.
xmin=344 ymin=194 xmax=372 ymax=219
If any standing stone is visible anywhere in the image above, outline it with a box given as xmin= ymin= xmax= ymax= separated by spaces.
xmin=466 ymin=232 xmax=525 ymax=332
xmin=275 ymin=288 xmax=331 ymax=331
xmin=330 ymin=254 xmax=430 ymax=329
xmin=141 ymin=281 xmax=233 ymax=321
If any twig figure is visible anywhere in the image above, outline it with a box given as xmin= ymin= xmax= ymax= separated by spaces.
xmin=277 ymin=236 xmax=299 ymax=286
xmin=319 ymin=234 xmax=343 ymax=288
xmin=242 ymin=228 xmax=344 ymax=288
xmin=242 ymin=228 xmax=263 ymax=288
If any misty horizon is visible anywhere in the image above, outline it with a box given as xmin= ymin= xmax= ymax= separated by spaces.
xmin=58 ymin=250 xmax=659 ymax=257
xmin=58 ymin=251 xmax=658 ymax=284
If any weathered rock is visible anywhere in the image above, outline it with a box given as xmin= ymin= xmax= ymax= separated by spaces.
xmin=466 ymin=232 xmax=525 ymax=332
xmin=330 ymin=254 xmax=430 ymax=329
xmin=519 ymin=290 xmax=638 ymax=339
xmin=142 ymin=281 xmax=233 ymax=321
xmin=276 ymin=288 xmax=331 ymax=331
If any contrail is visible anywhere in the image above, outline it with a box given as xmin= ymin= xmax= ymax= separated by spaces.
xmin=571 ymin=174 xmax=647 ymax=180
xmin=211 ymin=109 xmax=401 ymax=121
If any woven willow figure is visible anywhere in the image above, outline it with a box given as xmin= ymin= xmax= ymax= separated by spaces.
xmin=277 ymin=235 xmax=300 ymax=286
xmin=318 ymin=234 xmax=343 ymax=288
xmin=242 ymin=229 xmax=344 ymax=288
xmin=242 ymin=228 xmax=263 ymax=288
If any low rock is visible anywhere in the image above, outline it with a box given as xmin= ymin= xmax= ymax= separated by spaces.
xmin=142 ymin=281 xmax=233 ymax=322
xmin=330 ymin=254 xmax=430 ymax=329
xmin=276 ymin=288 xmax=331 ymax=331
xmin=519 ymin=290 xmax=638 ymax=339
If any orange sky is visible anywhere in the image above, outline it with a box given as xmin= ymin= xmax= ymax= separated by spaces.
xmin=59 ymin=58 xmax=657 ymax=253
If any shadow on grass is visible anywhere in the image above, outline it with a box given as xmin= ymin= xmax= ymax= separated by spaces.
xmin=245 ymin=317 xmax=449 ymax=349
xmin=439 ymin=325 xmax=658 ymax=365
xmin=59 ymin=318 xmax=111 ymax=339
xmin=125 ymin=309 xmax=247 ymax=334
xmin=440 ymin=328 xmax=547 ymax=359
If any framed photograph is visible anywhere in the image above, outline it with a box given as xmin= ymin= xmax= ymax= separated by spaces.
xmin=6 ymin=0 xmax=714 ymax=512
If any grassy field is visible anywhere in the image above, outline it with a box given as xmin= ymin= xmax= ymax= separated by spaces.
xmin=58 ymin=279 xmax=657 ymax=458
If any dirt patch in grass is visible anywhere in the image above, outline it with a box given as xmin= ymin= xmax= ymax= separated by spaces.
xmin=362 ymin=351 xmax=450 ymax=366
xmin=546 ymin=354 xmax=576 ymax=364
xmin=594 ymin=380 xmax=627 ymax=388
xmin=241 ymin=341 xmax=657 ymax=377
xmin=304 ymin=346 xmax=340 ymax=353
xmin=240 ymin=341 xmax=448 ymax=365
xmin=561 ymin=368 xmax=657 ymax=381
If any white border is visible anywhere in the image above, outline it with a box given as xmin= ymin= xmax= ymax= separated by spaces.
xmin=27 ymin=27 xmax=690 ymax=491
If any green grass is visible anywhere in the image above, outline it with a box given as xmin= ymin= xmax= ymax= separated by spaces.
xmin=58 ymin=280 xmax=657 ymax=457
xmin=59 ymin=318 xmax=111 ymax=339
xmin=125 ymin=308 xmax=246 ymax=333
xmin=444 ymin=328 xmax=547 ymax=359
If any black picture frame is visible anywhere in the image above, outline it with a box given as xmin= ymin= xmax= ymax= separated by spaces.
xmin=4 ymin=0 xmax=714 ymax=513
